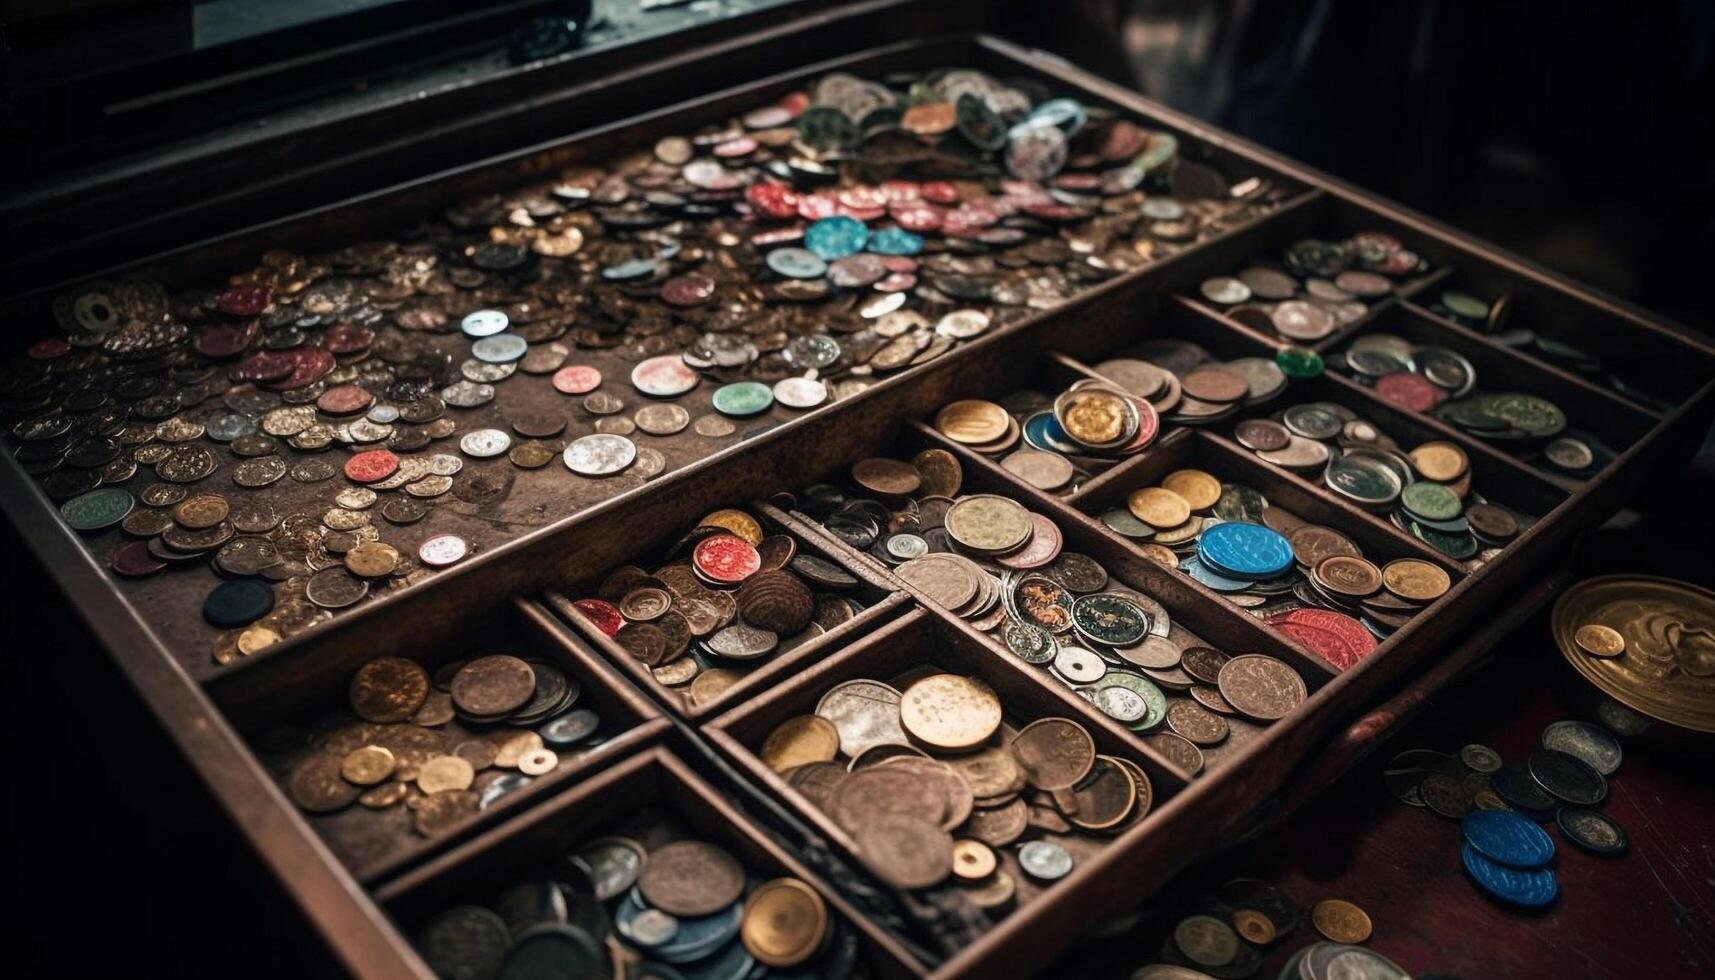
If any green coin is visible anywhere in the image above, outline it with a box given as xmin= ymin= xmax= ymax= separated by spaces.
xmin=710 ymin=381 xmax=774 ymax=418
xmin=59 ymin=487 xmax=135 ymax=531
xmin=1410 ymin=520 xmax=1480 ymax=559
xmin=1136 ymin=131 xmax=1179 ymax=172
xmin=1442 ymin=291 xmax=1492 ymax=320
xmin=1095 ymin=671 xmax=1168 ymax=731
xmin=1327 ymin=455 xmax=1403 ymax=505
xmin=1100 ymin=507 xmax=1155 ymax=540
xmin=1275 ymin=345 xmax=1324 ymax=379
xmin=1487 ymin=393 xmax=1567 ymax=439
xmin=1402 ymin=481 xmax=1464 ymax=522
xmin=796 ymin=105 xmax=858 ymax=150
xmin=1073 ymin=593 xmax=1150 ymax=647
xmin=1438 ymin=397 xmax=1510 ymax=432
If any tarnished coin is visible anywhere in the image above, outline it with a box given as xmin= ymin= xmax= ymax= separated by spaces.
xmin=1010 ymin=717 xmax=1095 ymax=790
xmin=1216 ymin=655 xmax=1305 ymax=722
xmin=563 ymin=434 xmax=636 ymax=476
xmin=638 ymin=840 xmax=746 ymax=917
xmin=288 ymin=753 xmax=361 ymax=813
xmin=451 ymin=655 xmax=538 ymax=718
xmin=761 ymin=715 xmax=841 ymax=773
xmin=348 ymin=657 xmax=429 ymax=723
xmin=1310 ymin=899 xmax=1372 ymax=944
xmin=852 ymin=813 xmax=952 ymax=890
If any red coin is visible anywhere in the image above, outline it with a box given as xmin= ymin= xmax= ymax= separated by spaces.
xmin=1374 ymin=372 xmax=1444 ymax=413
xmin=880 ymin=255 xmax=918 ymax=273
xmin=1278 ymin=607 xmax=1379 ymax=660
xmin=750 ymin=226 xmax=805 ymax=248
xmin=27 ymin=338 xmax=71 ymax=360
xmin=573 ymin=598 xmax=626 ymax=637
xmin=714 ymin=137 xmax=758 ymax=158
xmin=876 ymin=272 xmax=918 ymax=293
xmin=835 ymin=204 xmax=886 ymax=223
xmin=324 ymin=322 xmax=376 ymax=354
xmin=747 ymin=182 xmax=799 ymax=220
xmin=110 ymin=540 xmax=166 ymax=577
xmin=1121 ymin=397 xmax=1161 ymax=452
xmin=996 ymin=513 xmax=1063 ymax=570
xmin=920 ymin=181 xmax=961 ymax=205
xmin=266 ymin=346 xmax=336 ymax=391
xmin=878 ymin=180 xmax=920 ymax=203
xmin=778 ymin=91 xmax=810 ymax=115
xmin=217 ymin=285 xmax=272 ymax=318
xmin=1051 ymin=173 xmax=1103 ymax=192
xmin=1267 ymin=619 xmax=1362 ymax=671
xmin=232 ymin=349 xmax=296 ymax=382
xmin=661 ymin=274 xmax=716 ymax=307
xmin=838 ymin=186 xmax=888 ymax=210
xmin=195 ymin=320 xmax=257 ymax=359
xmin=317 ymin=384 xmax=374 ymax=415
xmin=553 ymin=365 xmax=603 ymax=395
xmin=796 ymin=194 xmax=838 ymax=221
xmin=892 ymin=204 xmax=943 ymax=233
xmin=692 ymin=534 xmax=761 ymax=585
xmin=344 ymin=449 xmax=399 ymax=483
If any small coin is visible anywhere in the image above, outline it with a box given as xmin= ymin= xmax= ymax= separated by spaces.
xmin=1573 ymin=624 xmax=1625 ymax=658
xmin=1311 ymin=899 xmax=1373 ymax=944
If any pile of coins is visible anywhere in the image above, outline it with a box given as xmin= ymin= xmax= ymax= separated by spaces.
xmin=762 ymin=674 xmax=1145 ymax=908
xmin=570 ymin=507 xmax=872 ymax=708
xmin=1135 ymin=879 xmax=1400 ymax=979
xmin=798 ymin=455 xmax=1305 ymax=765
xmin=1195 ymin=231 xmax=1431 ymax=341
xmin=1328 ymin=331 xmax=1606 ymax=477
xmin=418 ymin=835 xmax=856 ymax=978
xmin=1384 ymin=718 xmax=1627 ymax=908
xmin=281 ymin=654 xmax=603 ymax=837
xmin=1102 ymin=471 xmax=1451 ymax=661
xmin=9 ymin=62 xmax=1287 ymax=664
xmin=1091 ymin=338 xmax=1291 ymax=427
xmin=1233 ymin=401 xmax=1534 ymax=563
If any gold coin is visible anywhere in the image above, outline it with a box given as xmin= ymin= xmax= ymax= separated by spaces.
xmin=344 ymin=540 xmax=401 ymax=578
xmin=1574 ymin=623 xmax=1626 ymax=658
xmin=1232 ymin=908 xmax=1276 ymax=945
xmin=1409 ymin=441 xmax=1469 ymax=482
xmin=236 ymin=625 xmax=281 ymax=656
xmin=698 ymin=508 xmax=764 ymax=545
xmin=416 ymin=755 xmax=475 ymax=793
xmin=1128 ymin=486 xmax=1192 ymax=529
xmin=1161 ymin=469 xmax=1221 ymax=510
xmin=358 ymin=782 xmax=408 ymax=809
xmin=340 ymin=745 xmax=397 ymax=785
xmin=943 ymin=494 xmax=1033 ymax=554
xmin=951 ymin=839 xmax=998 ymax=881
xmin=935 ymin=399 xmax=1010 ymax=445
xmin=173 ymin=493 xmax=230 ymax=529
xmin=760 ymin=715 xmax=841 ymax=773
xmin=1139 ymin=543 xmax=1179 ymax=568
xmin=1380 ymin=558 xmax=1452 ymax=603
xmin=740 ymin=878 xmax=828 ymax=969
xmin=1059 ymin=389 xmax=1129 ymax=446
xmin=899 ymin=674 xmax=1001 ymax=752
xmin=1311 ymin=898 xmax=1373 ymax=944
xmin=493 ymin=731 xmax=544 ymax=768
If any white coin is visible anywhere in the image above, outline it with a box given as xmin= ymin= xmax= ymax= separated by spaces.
xmin=459 ymin=428 xmax=512 ymax=458
xmin=772 ymin=377 xmax=828 ymax=410
xmin=564 ymin=434 xmax=637 ymax=476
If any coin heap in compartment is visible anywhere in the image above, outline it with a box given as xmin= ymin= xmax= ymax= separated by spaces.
xmin=798 ymin=453 xmax=1308 ymax=769
xmin=418 ymin=833 xmax=861 ymax=978
xmin=8 ymin=62 xmax=1291 ymax=664
xmin=279 ymin=654 xmax=604 ymax=836
xmin=1196 ymin=231 xmax=1432 ymax=341
xmin=571 ymin=507 xmax=871 ymax=707
xmin=1232 ymin=401 xmax=1535 ymax=563
xmin=764 ymin=677 xmax=1145 ymax=911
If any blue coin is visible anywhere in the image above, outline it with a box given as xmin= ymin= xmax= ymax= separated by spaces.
xmin=1023 ymin=411 xmax=1078 ymax=454
xmin=677 ymin=937 xmax=755 ymax=980
xmin=602 ymin=258 xmax=659 ymax=281
xmin=203 ymin=580 xmax=275 ymax=627
xmin=472 ymin=333 xmax=528 ymax=363
xmin=1028 ymin=97 xmax=1088 ymax=136
xmin=868 ymin=226 xmax=924 ymax=256
xmin=1462 ymin=809 xmax=1555 ymax=867
xmin=1181 ymin=556 xmax=1253 ymax=593
xmin=1461 ymin=842 xmax=1559 ymax=908
xmin=637 ymin=892 xmax=742 ymax=964
xmin=1196 ymin=521 xmax=1294 ymax=578
xmin=765 ymin=247 xmax=827 ymax=280
xmin=803 ymin=216 xmax=869 ymax=260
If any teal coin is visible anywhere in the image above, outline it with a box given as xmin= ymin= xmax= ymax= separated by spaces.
xmin=765 ymin=247 xmax=827 ymax=280
xmin=955 ymin=93 xmax=1007 ymax=150
xmin=796 ymin=105 xmax=858 ymax=150
xmin=203 ymin=580 xmax=276 ymax=627
xmin=1401 ymin=481 xmax=1463 ymax=522
xmin=804 ymin=216 xmax=869 ymax=260
xmin=1275 ymin=345 xmax=1324 ymax=379
xmin=1487 ymin=393 xmax=1568 ymax=438
xmin=1409 ymin=520 xmax=1480 ymax=559
xmin=710 ymin=382 xmax=773 ymax=418
xmin=1072 ymin=593 xmax=1151 ymax=646
xmin=60 ymin=487 xmax=134 ymax=531
xmin=471 ymin=333 xmax=528 ymax=363
xmin=868 ymin=227 xmax=923 ymax=256
xmin=1094 ymin=671 xmax=1168 ymax=730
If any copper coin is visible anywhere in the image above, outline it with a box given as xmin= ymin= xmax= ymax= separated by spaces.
xmin=1216 ymin=655 xmax=1306 ymax=722
xmin=1234 ymin=419 xmax=1292 ymax=452
xmin=615 ymin=623 xmax=668 ymax=665
xmin=912 ymin=448 xmax=964 ymax=498
xmin=960 ymin=798 xmax=1029 ymax=847
xmin=348 ymin=657 xmax=430 ymax=723
xmin=1166 ymin=700 xmax=1230 ymax=745
xmin=1315 ymin=555 xmax=1383 ymax=598
xmin=450 ymin=655 xmax=537 ymax=717
xmin=851 ymin=813 xmax=952 ymax=890
xmin=639 ymin=841 xmax=746 ymax=917
xmin=287 ymin=753 xmax=361 ymax=813
xmin=1010 ymin=718 xmax=1096 ymax=790
xmin=1466 ymin=502 xmax=1519 ymax=540
xmin=1180 ymin=367 xmax=1249 ymax=404
xmin=851 ymin=457 xmax=921 ymax=497
xmin=1289 ymin=525 xmax=1363 ymax=568
xmin=1066 ymin=756 xmax=1137 ymax=830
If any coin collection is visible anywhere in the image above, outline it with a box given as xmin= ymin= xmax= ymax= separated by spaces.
xmin=280 ymin=654 xmax=603 ymax=838
xmin=417 ymin=834 xmax=856 ymax=979
xmin=762 ymin=674 xmax=1147 ymax=911
xmin=1233 ymin=401 xmax=1535 ymax=563
xmin=1327 ymin=331 xmax=1608 ymax=477
xmin=1194 ymin=231 xmax=1432 ymax=342
xmin=1384 ymin=716 xmax=1627 ymax=909
xmin=3 ymin=64 xmax=1291 ymax=665
xmin=1423 ymin=288 xmax=1674 ymax=413
xmin=797 ymin=454 xmax=1306 ymax=763
xmin=1102 ymin=471 xmax=1450 ymax=663
xmin=570 ymin=507 xmax=873 ymax=708
xmin=1132 ymin=878 xmax=1404 ymax=980
xmin=1551 ymin=575 xmax=1714 ymax=736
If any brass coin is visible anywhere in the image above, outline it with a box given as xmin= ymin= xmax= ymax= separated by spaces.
xmin=1232 ymin=908 xmax=1277 ymax=945
xmin=348 ymin=657 xmax=430 ymax=723
xmin=851 ymin=457 xmax=922 ymax=496
xmin=1574 ymin=623 xmax=1626 ymax=658
xmin=1311 ymin=898 xmax=1372 ymax=944
xmin=699 ymin=508 xmax=765 ymax=545
xmin=508 ymin=440 xmax=559 ymax=469
xmin=1381 ymin=558 xmax=1451 ymax=603
xmin=944 ymin=494 xmax=1033 ymax=554
xmin=358 ymin=782 xmax=408 ymax=809
xmin=341 ymin=745 xmax=397 ymax=785
xmin=639 ymin=840 xmax=747 ymax=918
xmin=416 ymin=755 xmax=476 ymax=794
xmin=1160 ymin=469 xmax=1221 ymax=510
xmin=1059 ymin=388 xmax=1131 ymax=446
xmin=173 ymin=493 xmax=230 ymax=529
xmin=935 ymin=399 xmax=1010 ymax=445
xmin=493 ymin=732 xmax=544 ymax=768
xmin=688 ymin=667 xmax=744 ymax=708
xmin=1128 ymin=486 xmax=1191 ymax=529
xmin=740 ymin=878 xmax=828 ymax=969
xmin=912 ymin=448 xmax=964 ymax=498
xmin=951 ymin=839 xmax=998 ymax=881
xmin=1409 ymin=441 xmax=1468 ymax=482
xmin=760 ymin=715 xmax=841 ymax=773
xmin=899 ymin=674 xmax=1002 ymax=752
xmin=344 ymin=541 xmax=401 ymax=578
xmin=1315 ymin=555 xmax=1383 ymax=598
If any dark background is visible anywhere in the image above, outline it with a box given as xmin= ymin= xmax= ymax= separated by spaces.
xmin=3 ymin=1 xmax=1711 ymax=976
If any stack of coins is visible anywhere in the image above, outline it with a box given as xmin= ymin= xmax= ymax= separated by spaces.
xmin=1103 ymin=473 xmax=1448 ymax=662
xmin=280 ymin=654 xmax=603 ymax=837
xmin=763 ymin=676 xmax=1146 ymax=909
xmin=571 ymin=508 xmax=871 ymax=707
xmin=1233 ymin=401 xmax=1534 ymax=562
xmin=418 ymin=835 xmax=855 ymax=979
xmin=1135 ymin=879 xmax=1399 ymax=978
xmin=932 ymin=377 xmax=1162 ymax=494
xmin=1091 ymin=341 xmax=1290 ymax=427
xmin=1384 ymin=718 xmax=1627 ymax=908
xmin=1195 ymin=232 xmax=1432 ymax=341
xmin=1328 ymin=332 xmax=1606 ymax=477
xmin=798 ymin=457 xmax=1306 ymax=762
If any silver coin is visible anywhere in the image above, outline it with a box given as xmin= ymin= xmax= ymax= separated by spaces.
xmin=459 ymin=428 xmax=512 ymax=458
xmin=1539 ymin=720 xmax=1622 ymax=776
xmin=461 ymin=359 xmax=517 ymax=383
xmin=471 ymin=333 xmax=528 ymax=363
xmin=1018 ymin=840 xmax=1073 ymax=881
xmin=563 ymin=434 xmax=637 ymax=476
xmin=461 ymin=309 xmax=510 ymax=337
xmin=935 ymin=309 xmax=991 ymax=339
xmin=1054 ymin=646 xmax=1108 ymax=684
xmin=1093 ymin=685 xmax=1148 ymax=723
xmin=429 ymin=453 xmax=464 ymax=476
xmin=441 ymin=380 xmax=496 ymax=408
xmin=773 ymin=376 xmax=828 ymax=410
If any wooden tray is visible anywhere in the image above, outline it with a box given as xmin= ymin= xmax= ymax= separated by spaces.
xmin=1 ymin=31 xmax=1710 ymax=979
